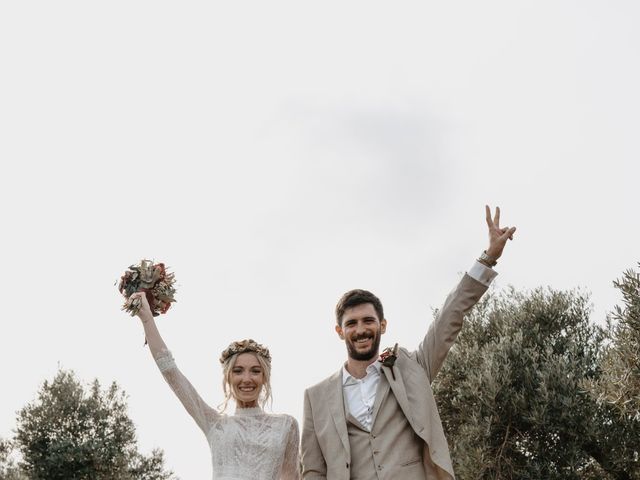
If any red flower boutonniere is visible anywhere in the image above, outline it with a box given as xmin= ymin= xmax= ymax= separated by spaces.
xmin=379 ymin=343 xmax=399 ymax=380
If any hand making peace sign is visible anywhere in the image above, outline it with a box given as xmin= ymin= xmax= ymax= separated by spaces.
xmin=485 ymin=205 xmax=516 ymax=261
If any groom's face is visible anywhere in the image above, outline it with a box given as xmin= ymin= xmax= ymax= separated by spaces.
xmin=335 ymin=303 xmax=387 ymax=361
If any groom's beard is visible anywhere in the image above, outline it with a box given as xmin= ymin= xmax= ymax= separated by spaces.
xmin=346 ymin=331 xmax=382 ymax=361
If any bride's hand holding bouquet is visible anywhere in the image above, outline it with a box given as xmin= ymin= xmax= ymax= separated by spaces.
xmin=118 ymin=259 xmax=176 ymax=316
xmin=118 ymin=259 xmax=176 ymax=347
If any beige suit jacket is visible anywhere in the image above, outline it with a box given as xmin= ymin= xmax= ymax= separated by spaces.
xmin=301 ymin=274 xmax=489 ymax=479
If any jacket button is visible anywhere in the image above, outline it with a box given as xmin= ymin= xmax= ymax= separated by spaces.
xmin=346 ymin=463 xmax=349 ymax=469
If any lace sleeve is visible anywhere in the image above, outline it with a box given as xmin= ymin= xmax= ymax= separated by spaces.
xmin=279 ymin=415 xmax=301 ymax=480
xmin=154 ymin=349 xmax=219 ymax=435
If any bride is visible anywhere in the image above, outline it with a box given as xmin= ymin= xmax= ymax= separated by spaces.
xmin=128 ymin=291 xmax=300 ymax=480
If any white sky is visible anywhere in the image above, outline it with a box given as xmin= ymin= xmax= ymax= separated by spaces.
xmin=1 ymin=1 xmax=639 ymax=478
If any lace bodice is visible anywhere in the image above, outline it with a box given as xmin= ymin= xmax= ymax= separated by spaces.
xmin=155 ymin=350 xmax=300 ymax=480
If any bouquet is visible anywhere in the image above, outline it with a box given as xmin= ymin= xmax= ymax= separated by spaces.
xmin=118 ymin=259 xmax=177 ymax=316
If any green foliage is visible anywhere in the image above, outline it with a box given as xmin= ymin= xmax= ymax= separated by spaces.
xmin=433 ymin=286 xmax=640 ymax=480
xmin=0 ymin=438 xmax=27 ymax=480
xmin=587 ymin=265 xmax=640 ymax=420
xmin=10 ymin=370 xmax=176 ymax=480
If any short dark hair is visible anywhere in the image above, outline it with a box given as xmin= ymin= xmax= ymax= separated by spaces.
xmin=335 ymin=289 xmax=384 ymax=326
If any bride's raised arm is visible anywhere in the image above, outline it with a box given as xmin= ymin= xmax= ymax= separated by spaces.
xmin=130 ymin=292 xmax=219 ymax=434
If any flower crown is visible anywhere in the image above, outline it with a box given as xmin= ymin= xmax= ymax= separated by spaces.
xmin=219 ymin=339 xmax=272 ymax=365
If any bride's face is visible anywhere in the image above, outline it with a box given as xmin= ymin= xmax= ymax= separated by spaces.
xmin=231 ymin=353 xmax=264 ymax=408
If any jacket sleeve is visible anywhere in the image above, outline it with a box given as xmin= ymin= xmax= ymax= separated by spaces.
xmin=300 ymin=389 xmax=327 ymax=479
xmin=416 ymin=273 xmax=488 ymax=382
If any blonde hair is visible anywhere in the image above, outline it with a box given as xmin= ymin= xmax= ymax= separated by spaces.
xmin=219 ymin=351 xmax=272 ymax=412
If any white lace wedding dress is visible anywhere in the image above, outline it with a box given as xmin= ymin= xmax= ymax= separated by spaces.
xmin=155 ymin=350 xmax=300 ymax=480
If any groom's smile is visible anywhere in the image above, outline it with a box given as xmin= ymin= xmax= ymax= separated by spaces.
xmin=336 ymin=303 xmax=387 ymax=362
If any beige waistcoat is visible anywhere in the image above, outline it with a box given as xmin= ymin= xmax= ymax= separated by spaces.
xmin=345 ymin=373 xmax=425 ymax=479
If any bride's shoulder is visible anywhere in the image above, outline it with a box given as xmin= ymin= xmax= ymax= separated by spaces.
xmin=266 ymin=412 xmax=299 ymax=426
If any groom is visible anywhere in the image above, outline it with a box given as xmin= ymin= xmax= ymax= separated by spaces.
xmin=301 ymin=206 xmax=516 ymax=479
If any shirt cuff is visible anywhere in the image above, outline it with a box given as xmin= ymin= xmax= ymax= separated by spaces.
xmin=468 ymin=261 xmax=498 ymax=287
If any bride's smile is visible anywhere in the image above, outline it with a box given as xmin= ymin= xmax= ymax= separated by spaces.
xmin=231 ymin=353 xmax=265 ymax=408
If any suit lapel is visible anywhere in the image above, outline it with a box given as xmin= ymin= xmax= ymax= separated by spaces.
xmin=381 ymin=364 xmax=413 ymax=427
xmin=370 ymin=368 xmax=390 ymax=427
xmin=327 ymin=369 xmax=350 ymax=456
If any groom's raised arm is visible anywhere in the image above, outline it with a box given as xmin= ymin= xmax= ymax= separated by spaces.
xmin=416 ymin=206 xmax=516 ymax=381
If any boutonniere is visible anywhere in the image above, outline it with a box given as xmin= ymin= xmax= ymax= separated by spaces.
xmin=379 ymin=343 xmax=399 ymax=380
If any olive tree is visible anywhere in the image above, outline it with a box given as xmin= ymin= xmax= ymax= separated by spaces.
xmin=10 ymin=369 xmax=176 ymax=480
xmin=433 ymin=286 xmax=640 ymax=479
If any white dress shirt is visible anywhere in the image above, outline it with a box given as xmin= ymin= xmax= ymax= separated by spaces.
xmin=341 ymin=261 xmax=496 ymax=431
xmin=342 ymin=361 xmax=382 ymax=431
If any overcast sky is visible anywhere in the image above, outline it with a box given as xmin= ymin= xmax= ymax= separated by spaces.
xmin=2 ymin=1 xmax=639 ymax=478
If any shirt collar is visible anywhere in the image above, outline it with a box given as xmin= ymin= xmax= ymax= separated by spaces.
xmin=342 ymin=360 xmax=382 ymax=385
